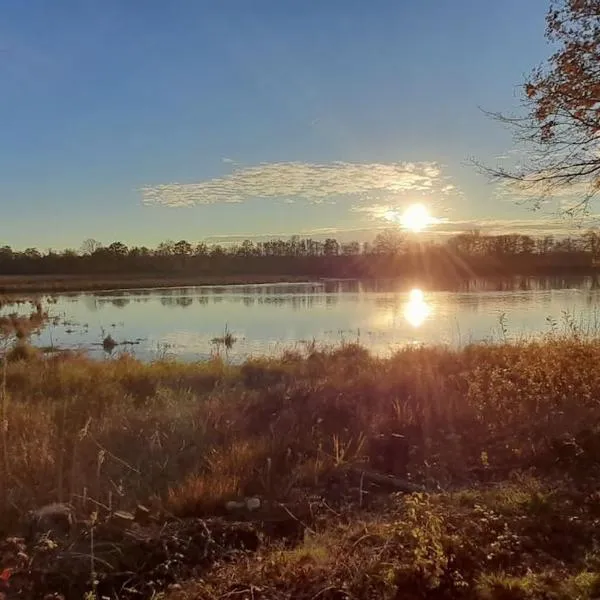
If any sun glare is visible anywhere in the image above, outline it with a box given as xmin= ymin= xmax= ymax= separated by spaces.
xmin=404 ymin=288 xmax=430 ymax=328
xmin=400 ymin=203 xmax=434 ymax=232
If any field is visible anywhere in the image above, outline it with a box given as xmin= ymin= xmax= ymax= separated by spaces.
xmin=1 ymin=335 xmax=600 ymax=599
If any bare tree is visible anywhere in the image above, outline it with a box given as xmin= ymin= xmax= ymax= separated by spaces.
xmin=80 ymin=238 xmax=102 ymax=255
xmin=478 ymin=0 xmax=600 ymax=216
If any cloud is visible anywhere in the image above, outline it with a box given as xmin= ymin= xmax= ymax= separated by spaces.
xmin=221 ymin=157 xmax=236 ymax=164
xmin=199 ymin=215 xmax=599 ymax=246
xmin=354 ymin=202 xmax=600 ymax=237
xmin=141 ymin=160 xmax=453 ymax=207
xmin=434 ymin=218 xmax=581 ymax=237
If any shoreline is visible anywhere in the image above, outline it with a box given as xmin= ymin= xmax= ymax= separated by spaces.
xmin=0 ymin=273 xmax=315 ymax=295
xmin=1 ymin=270 xmax=600 ymax=296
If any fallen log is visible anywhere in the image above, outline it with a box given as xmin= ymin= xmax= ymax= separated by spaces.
xmin=343 ymin=465 xmax=426 ymax=493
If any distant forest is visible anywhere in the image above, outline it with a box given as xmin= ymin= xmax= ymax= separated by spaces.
xmin=2 ymin=230 xmax=600 ymax=281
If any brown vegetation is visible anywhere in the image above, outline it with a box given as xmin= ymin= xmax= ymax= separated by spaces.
xmin=0 ymin=274 xmax=311 ymax=294
xmin=0 ymin=336 xmax=599 ymax=598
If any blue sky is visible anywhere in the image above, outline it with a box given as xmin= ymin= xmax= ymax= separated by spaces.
xmin=0 ymin=0 xmax=566 ymax=250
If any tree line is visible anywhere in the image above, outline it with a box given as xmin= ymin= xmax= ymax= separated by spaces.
xmin=1 ymin=230 xmax=600 ymax=281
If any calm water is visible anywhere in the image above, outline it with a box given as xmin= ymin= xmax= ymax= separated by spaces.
xmin=10 ymin=277 xmax=600 ymax=361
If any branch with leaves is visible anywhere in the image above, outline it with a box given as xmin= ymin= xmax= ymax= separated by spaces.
xmin=478 ymin=0 xmax=600 ymax=216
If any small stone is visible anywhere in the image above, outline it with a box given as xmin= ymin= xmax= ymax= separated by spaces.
xmin=225 ymin=500 xmax=246 ymax=512
xmin=245 ymin=497 xmax=261 ymax=511
xmin=27 ymin=503 xmax=74 ymax=538
xmin=110 ymin=510 xmax=135 ymax=529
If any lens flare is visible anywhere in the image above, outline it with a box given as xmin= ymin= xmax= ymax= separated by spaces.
xmin=404 ymin=288 xmax=430 ymax=327
xmin=400 ymin=204 xmax=435 ymax=232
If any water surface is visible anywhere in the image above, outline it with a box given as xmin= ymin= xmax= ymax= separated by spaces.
xmin=12 ymin=277 xmax=600 ymax=361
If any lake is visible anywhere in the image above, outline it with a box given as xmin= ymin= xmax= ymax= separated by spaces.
xmin=11 ymin=276 xmax=600 ymax=361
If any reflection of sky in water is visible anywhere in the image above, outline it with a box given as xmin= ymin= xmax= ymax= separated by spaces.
xmin=3 ymin=277 xmax=600 ymax=362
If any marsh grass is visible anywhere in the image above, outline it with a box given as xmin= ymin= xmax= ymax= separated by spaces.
xmin=1 ymin=337 xmax=600 ymax=597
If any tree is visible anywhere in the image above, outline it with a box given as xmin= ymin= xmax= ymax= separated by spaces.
xmin=173 ymin=240 xmax=192 ymax=256
xmin=107 ymin=241 xmax=129 ymax=257
xmin=193 ymin=242 xmax=208 ymax=257
xmin=341 ymin=241 xmax=361 ymax=256
xmin=323 ymin=238 xmax=340 ymax=256
xmin=0 ymin=246 xmax=13 ymax=262
xmin=80 ymin=238 xmax=102 ymax=255
xmin=583 ymin=229 xmax=600 ymax=258
xmin=373 ymin=230 xmax=404 ymax=255
xmin=236 ymin=240 xmax=255 ymax=257
xmin=156 ymin=241 xmax=175 ymax=256
xmin=22 ymin=248 xmax=41 ymax=260
xmin=481 ymin=0 xmax=600 ymax=214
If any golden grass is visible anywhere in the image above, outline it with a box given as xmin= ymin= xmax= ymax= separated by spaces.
xmin=0 ymin=273 xmax=312 ymax=294
xmin=2 ymin=338 xmax=600 ymax=597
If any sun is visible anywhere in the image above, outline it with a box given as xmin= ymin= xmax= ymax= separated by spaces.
xmin=400 ymin=203 xmax=434 ymax=233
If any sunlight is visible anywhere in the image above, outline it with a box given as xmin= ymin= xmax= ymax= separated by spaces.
xmin=404 ymin=288 xmax=430 ymax=328
xmin=399 ymin=203 xmax=435 ymax=232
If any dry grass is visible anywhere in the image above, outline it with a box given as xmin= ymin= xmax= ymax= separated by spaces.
xmin=0 ymin=273 xmax=311 ymax=294
xmin=177 ymin=478 xmax=600 ymax=599
xmin=1 ymin=337 xmax=600 ymax=597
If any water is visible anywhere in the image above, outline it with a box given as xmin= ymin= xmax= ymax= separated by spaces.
xmin=10 ymin=277 xmax=600 ymax=361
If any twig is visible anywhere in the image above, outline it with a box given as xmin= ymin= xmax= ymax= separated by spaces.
xmin=313 ymin=587 xmax=355 ymax=599
xmin=276 ymin=502 xmax=316 ymax=536
xmin=344 ymin=466 xmax=425 ymax=493
xmin=58 ymin=552 xmax=115 ymax=571
xmin=71 ymin=493 xmax=111 ymax=512
xmin=89 ymin=434 xmax=140 ymax=474
xmin=359 ymin=470 xmax=365 ymax=507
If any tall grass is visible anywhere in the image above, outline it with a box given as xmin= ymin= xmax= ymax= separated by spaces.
xmin=1 ymin=337 xmax=600 ymax=526
xmin=2 ymin=338 xmax=600 ymax=598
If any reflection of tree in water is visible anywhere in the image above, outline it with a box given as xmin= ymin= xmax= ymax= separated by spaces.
xmin=197 ymin=297 xmax=209 ymax=306
xmin=160 ymin=297 xmax=178 ymax=307
xmin=111 ymin=298 xmax=130 ymax=308
xmin=175 ymin=297 xmax=193 ymax=308
xmin=374 ymin=297 xmax=401 ymax=310
xmin=252 ymin=294 xmax=341 ymax=310
xmin=158 ymin=289 xmax=197 ymax=308
xmin=82 ymin=295 xmax=99 ymax=312
xmin=585 ymin=292 xmax=596 ymax=307
xmin=452 ymin=276 xmax=593 ymax=293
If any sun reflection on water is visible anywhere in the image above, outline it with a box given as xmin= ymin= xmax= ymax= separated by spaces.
xmin=404 ymin=288 xmax=430 ymax=327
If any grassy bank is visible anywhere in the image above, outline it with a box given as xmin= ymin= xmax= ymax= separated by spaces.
xmin=0 ymin=273 xmax=313 ymax=294
xmin=1 ymin=339 xmax=600 ymax=598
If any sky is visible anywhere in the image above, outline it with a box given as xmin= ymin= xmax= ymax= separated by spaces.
xmin=0 ymin=0 xmax=576 ymax=250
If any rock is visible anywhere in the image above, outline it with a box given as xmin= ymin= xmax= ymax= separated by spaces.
xmin=109 ymin=510 xmax=135 ymax=529
xmin=26 ymin=503 xmax=74 ymax=539
xmin=225 ymin=500 xmax=246 ymax=512
xmin=245 ymin=497 xmax=261 ymax=512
